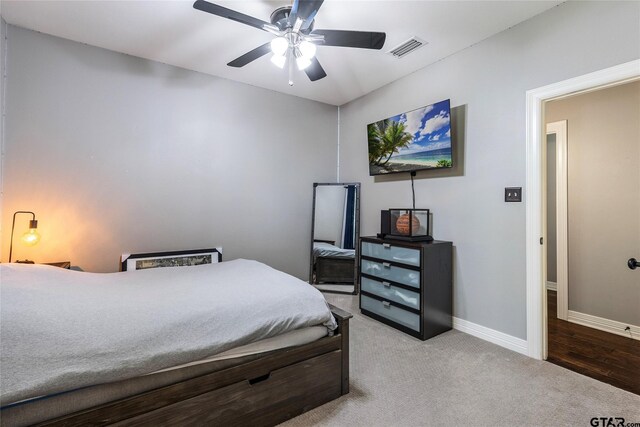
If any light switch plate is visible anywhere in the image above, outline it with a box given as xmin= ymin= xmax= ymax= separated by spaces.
xmin=505 ymin=187 xmax=522 ymax=202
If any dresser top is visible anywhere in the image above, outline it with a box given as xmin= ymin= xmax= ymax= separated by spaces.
xmin=361 ymin=236 xmax=452 ymax=247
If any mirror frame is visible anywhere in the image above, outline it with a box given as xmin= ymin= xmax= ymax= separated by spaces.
xmin=309 ymin=182 xmax=361 ymax=295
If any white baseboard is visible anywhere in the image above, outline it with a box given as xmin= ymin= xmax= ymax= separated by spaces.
xmin=546 ymin=281 xmax=557 ymax=291
xmin=567 ymin=310 xmax=639 ymax=341
xmin=453 ymin=317 xmax=528 ymax=356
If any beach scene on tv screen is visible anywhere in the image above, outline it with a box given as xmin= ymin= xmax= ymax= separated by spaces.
xmin=368 ymin=99 xmax=452 ymax=175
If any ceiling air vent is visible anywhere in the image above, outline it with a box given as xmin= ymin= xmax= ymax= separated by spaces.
xmin=387 ymin=37 xmax=428 ymax=59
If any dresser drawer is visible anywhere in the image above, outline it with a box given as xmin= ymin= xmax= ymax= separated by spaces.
xmin=361 ymin=259 xmax=420 ymax=289
xmin=361 ymin=241 xmax=420 ymax=267
xmin=361 ymin=276 xmax=420 ymax=310
xmin=361 ymin=295 xmax=420 ymax=332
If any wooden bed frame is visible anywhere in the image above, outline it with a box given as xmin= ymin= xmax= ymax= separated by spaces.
xmin=315 ymin=256 xmax=355 ymax=284
xmin=34 ymin=306 xmax=351 ymax=427
xmin=312 ymin=239 xmax=356 ymax=285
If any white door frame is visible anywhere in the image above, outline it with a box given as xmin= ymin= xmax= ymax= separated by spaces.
xmin=525 ymin=59 xmax=640 ymax=360
xmin=546 ymin=120 xmax=568 ymax=321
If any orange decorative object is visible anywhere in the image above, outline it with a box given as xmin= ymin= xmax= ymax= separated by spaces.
xmin=395 ymin=213 xmax=420 ymax=235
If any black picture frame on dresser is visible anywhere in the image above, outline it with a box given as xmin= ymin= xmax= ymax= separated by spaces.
xmin=359 ymin=236 xmax=453 ymax=341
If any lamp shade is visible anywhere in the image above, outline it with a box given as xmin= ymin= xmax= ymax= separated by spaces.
xmin=298 ymin=40 xmax=316 ymax=59
xmin=270 ymin=37 xmax=288 ymax=56
xmin=270 ymin=54 xmax=287 ymax=69
xmin=296 ymin=56 xmax=312 ymax=70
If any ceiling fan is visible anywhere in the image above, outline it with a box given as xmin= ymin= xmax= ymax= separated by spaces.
xmin=193 ymin=0 xmax=386 ymax=85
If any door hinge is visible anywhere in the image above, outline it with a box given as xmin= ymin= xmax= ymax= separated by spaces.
xmin=540 ymin=237 xmax=544 ymax=245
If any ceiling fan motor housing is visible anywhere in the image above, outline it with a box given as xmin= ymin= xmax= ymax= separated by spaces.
xmin=270 ymin=6 xmax=314 ymax=32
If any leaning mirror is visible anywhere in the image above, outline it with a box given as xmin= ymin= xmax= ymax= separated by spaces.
xmin=309 ymin=182 xmax=360 ymax=294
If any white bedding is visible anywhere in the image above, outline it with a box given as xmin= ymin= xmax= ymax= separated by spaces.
xmin=313 ymin=242 xmax=355 ymax=260
xmin=0 ymin=260 xmax=337 ymax=405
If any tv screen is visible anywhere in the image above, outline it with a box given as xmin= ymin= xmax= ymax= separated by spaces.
xmin=367 ymin=99 xmax=452 ymax=175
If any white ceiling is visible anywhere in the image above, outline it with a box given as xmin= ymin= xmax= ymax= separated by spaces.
xmin=1 ymin=0 xmax=562 ymax=106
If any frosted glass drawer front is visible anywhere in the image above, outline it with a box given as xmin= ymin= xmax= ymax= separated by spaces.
xmin=361 ymin=295 xmax=420 ymax=332
xmin=361 ymin=242 xmax=420 ymax=267
xmin=361 ymin=277 xmax=419 ymax=310
xmin=361 ymin=259 xmax=420 ymax=289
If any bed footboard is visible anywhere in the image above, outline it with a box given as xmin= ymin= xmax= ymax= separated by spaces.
xmin=31 ymin=308 xmax=352 ymax=427
xmin=315 ymin=257 xmax=355 ymax=284
xmin=330 ymin=304 xmax=352 ymax=395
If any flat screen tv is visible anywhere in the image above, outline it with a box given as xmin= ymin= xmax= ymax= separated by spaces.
xmin=367 ymin=99 xmax=452 ymax=175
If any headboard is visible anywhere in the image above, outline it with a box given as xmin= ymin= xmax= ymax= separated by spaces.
xmin=121 ymin=248 xmax=222 ymax=272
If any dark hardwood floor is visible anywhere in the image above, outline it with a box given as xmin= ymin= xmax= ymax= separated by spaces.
xmin=546 ymin=290 xmax=640 ymax=395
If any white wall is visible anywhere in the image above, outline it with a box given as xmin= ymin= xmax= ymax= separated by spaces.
xmin=1 ymin=26 xmax=338 ymax=275
xmin=546 ymin=81 xmax=640 ymax=326
xmin=338 ymin=1 xmax=640 ymax=339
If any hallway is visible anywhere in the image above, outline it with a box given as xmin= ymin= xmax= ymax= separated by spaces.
xmin=547 ymin=290 xmax=640 ymax=395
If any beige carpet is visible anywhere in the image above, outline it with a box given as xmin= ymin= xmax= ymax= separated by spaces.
xmin=282 ymin=294 xmax=640 ymax=427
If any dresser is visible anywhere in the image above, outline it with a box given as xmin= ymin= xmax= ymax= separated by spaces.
xmin=359 ymin=236 xmax=452 ymax=340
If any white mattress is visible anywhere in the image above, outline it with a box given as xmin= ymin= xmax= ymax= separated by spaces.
xmin=152 ymin=325 xmax=329 ymax=373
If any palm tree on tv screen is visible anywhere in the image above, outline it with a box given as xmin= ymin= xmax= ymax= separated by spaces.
xmin=370 ymin=120 xmax=413 ymax=166
xmin=368 ymin=121 xmax=384 ymax=164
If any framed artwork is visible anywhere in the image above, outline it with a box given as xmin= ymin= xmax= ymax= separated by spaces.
xmin=121 ymin=248 xmax=222 ymax=272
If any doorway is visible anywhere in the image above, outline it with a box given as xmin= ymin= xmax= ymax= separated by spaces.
xmin=525 ymin=60 xmax=640 ymax=392
xmin=544 ymin=84 xmax=640 ymax=393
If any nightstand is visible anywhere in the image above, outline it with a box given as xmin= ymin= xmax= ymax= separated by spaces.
xmin=43 ymin=261 xmax=71 ymax=269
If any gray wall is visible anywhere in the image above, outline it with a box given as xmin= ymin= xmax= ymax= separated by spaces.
xmin=546 ymin=81 xmax=640 ymax=326
xmin=338 ymin=1 xmax=640 ymax=339
xmin=546 ymin=134 xmax=557 ymax=283
xmin=1 ymin=25 xmax=338 ymax=275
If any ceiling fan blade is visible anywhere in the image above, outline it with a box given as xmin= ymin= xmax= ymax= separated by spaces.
xmin=290 ymin=0 xmax=300 ymax=21
xmin=193 ymin=0 xmax=271 ymax=32
xmin=304 ymin=57 xmax=327 ymax=82
xmin=227 ymin=42 xmax=272 ymax=67
xmin=293 ymin=0 xmax=324 ymax=31
xmin=312 ymin=29 xmax=386 ymax=50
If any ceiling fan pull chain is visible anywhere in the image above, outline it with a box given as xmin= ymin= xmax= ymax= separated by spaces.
xmin=288 ymin=47 xmax=294 ymax=86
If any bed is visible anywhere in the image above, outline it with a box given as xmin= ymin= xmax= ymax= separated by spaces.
xmin=0 ymin=260 xmax=351 ymax=426
xmin=312 ymin=240 xmax=356 ymax=284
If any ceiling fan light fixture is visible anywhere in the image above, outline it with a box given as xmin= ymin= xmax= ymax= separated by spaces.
xmin=270 ymin=53 xmax=287 ymax=69
xmin=298 ymin=40 xmax=316 ymax=59
xmin=270 ymin=37 xmax=289 ymax=56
